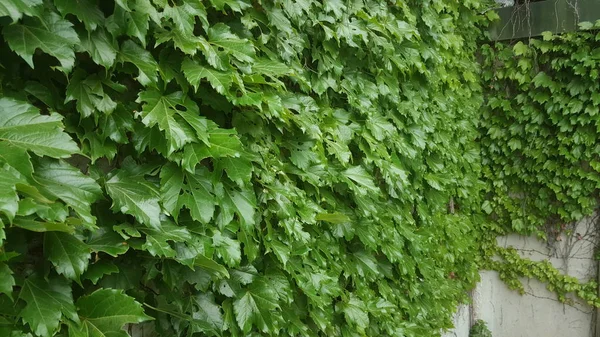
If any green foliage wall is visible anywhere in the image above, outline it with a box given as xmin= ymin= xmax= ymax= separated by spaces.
xmin=0 ymin=0 xmax=489 ymax=336
xmin=479 ymin=24 xmax=600 ymax=305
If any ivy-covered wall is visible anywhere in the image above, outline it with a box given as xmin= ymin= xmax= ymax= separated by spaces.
xmin=0 ymin=1 xmax=491 ymax=337
xmin=479 ymin=23 xmax=600 ymax=306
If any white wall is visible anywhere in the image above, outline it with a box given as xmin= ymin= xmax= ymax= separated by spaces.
xmin=444 ymin=214 xmax=598 ymax=337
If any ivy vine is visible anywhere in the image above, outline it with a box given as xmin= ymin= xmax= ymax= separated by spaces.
xmin=479 ymin=21 xmax=600 ymax=307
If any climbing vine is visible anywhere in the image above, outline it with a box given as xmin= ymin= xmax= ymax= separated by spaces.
xmin=0 ymin=1 xmax=492 ymax=336
xmin=479 ymin=21 xmax=600 ymax=307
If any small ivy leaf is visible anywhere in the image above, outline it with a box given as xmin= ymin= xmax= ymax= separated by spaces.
xmin=0 ymin=97 xmax=79 ymax=158
xmin=119 ymin=40 xmax=158 ymax=86
xmin=82 ymin=260 xmax=119 ymax=285
xmin=181 ymin=58 xmax=233 ymax=94
xmin=70 ymin=288 xmax=152 ymax=337
xmin=233 ymin=279 xmax=279 ymax=333
xmin=54 ymin=0 xmax=104 ymax=32
xmin=3 ymin=11 xmax=80 ymax=72
xmin=79 ymin=29 xmax=118 ymax=68
xmin=0 ymin=263 xmax=15 ymax=300
xmin=212 ymin=230 xmax=241 ymax=267
xmin=343 ymin=166 xmax=380 ymax=194
xmin=86 ymin=228 xmax=129 ymax=257
xmin=105 ymin=169 xmax=161 ymax=229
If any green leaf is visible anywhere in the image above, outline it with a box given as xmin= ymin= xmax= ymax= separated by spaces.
xmin=136 ymin=89 xmax=202 ymax=153
xmin=0 ymin=0 xmax=42 ymax=22
xmin=182 ymin=127 xmax=244 ymax=171
xmin=218 ymin=187 xmax=256 ymax=231
xmin=159 ymin=163 xmax=184 ymax=219
xmin=44 ymin=232 xmax=91 ymax=282
xmin=87 ymin=228 xmax=129 ymax=257
xmin=19 ymin=276 xmax=77 ymax=337
xmin=13 ymin=218 xmax=74 ymax=233
xmin=79 ymin=30 xmax=118 ymax=69
xmin=340 ymin=295 xmax=369 ymax=330
xmin=105 ymin=169 xmax=161 ymax=229
xmin=70 ymin=289 xmax=152 ymax=337
xmin=179 ymin=168 xmax=216 ymax=224
xmin=207 ymin=23 xmax=255 ymax=63
xmin=343 ymin=166 xmax=380 ymax=193
xmin=33 ymin=159 xmax=102 ymax=227
xmin=3 ymin=11 xmax=79 ymax=72
xmin=0 ymin=164 xmax=23 ymax=223
xmin=182 ymin=58 xmax=233 ymax=94
xmin=82 ymin=260 xmax=119 ymax=285
xmin=0 ymin=97 xmax=79 ymax=158
xmin=162 ymin=0 xmax=208 ymax=36
xmin=0 ymin=263 xmax=15 ymax=299
xmin=193 ymin=293 xmax=224 ymax=331
xmin=54 ymin=0 xmax=104 ymax=31
xmin=194 ymin=254 xmax=230 ymax=279
xmin=141 ymin=223 xmax=191 ymax=258
xmin=316 ymin=213 xmax=351 ymax=224
xmin=233 ymin=281 xmax=279 ymax=333
xmin=215 ymin=157 xmax=253 ymax=186
xmin=213 ymin=231 xmax=241 ymax=267
xmin=119 ymin=40 xmax=158 ymax=86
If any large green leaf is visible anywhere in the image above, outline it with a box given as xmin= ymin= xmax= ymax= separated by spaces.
xmin=33 ymin=159 xmax=102 ymax=226
xmin=179 ymin=168 xmax=216 ymax=224
xmin=0 ymin=98 xmax=79 ymax=158
xmin=136 ymin=90 xmax=205 ymax=153
xmin=207 ymin=23 xmax=255 ymax=63
xmin=19 ymin=276 xmax=77 ymax=337
xmin=3 ymin=11 xmax=79 ymax=72
xmin=79 ymin=29 xmax=118 ymax=68
xmin=119 ymin=40 xmax=158 ymax=86
xmin=54 ymin=0 xmax=104 ymax=31
xmin=0 ymin=0 xmax=42 ymax=22
xmin=0 ymin=263 xmax=15 ymax=299
xmin=69 ymin=289 xmax=152 ymax=337
xmin=105 ymin=169 xmax=161 ymax=229
xmin=233 ymin=280 xmax=279 ymax=333
xmin=44 ymin=232 xmax=91 ymax=282
xmin=181 ymin=58 xmax=233 ymax=94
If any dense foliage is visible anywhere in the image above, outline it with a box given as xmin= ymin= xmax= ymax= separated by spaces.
xmin=0 ymin=0 xmax=490 ymax=336
xmin=479 ymin=23 xmax=600 ymax=305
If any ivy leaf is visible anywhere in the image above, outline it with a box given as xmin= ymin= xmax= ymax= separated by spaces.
xmin=70 ymin=289 xmax=152 ymax=337
xmin=82 ymin=260 xmax=119 ymax=285
xmin=179 ymin=168 xmax=216 ymax=224
xmin=3 ymin=11 xmax=79 ymax=72
xmin=86 ymin=228 xmax=129 ymax=257
xmin=13 ymin=218 xmax=74 ymax=233
xmin=19 ymin=276 xmax=78 ymax=337
xmin=218 ymin=187 xmax=256 ymax=231
xmin=182 ymin=127 xmax=244 ymax=172
xmin=0 ymin=97 xmax=79 ymax=158
xmin=54 ymin=0 xmax=104 ymax=31
xmin=33 ymin=159 xmax=102 ymax=227
xmin=340 ymin=295 xmax=369 ymax=330
xmin=141 ymin=223 xmax=191 ymax=258
xmin=79 ymin=30 xmax=118 ymax=68
xmin=44 ymin=232 xmax=91 ymax=283
xmin=119 ymin=40 xmax=158 ymax=86
xmin=65 ymin=71 xmax=117 ymax=117
xmin=0 ymin=0 xmax=42 ymax=22
xmin=207 ymin=23 xmax=255 ymax=63
xmin=136 ymin=89 xmax=200 ymax=153
xmin=233 ymin=280 xmax=279 ymax=333
xmin=105 ymin=169 xmax=161 ymax=229
xmin=0 ymin=164 xmax=24 ymax=223
xmin=215 ymin=157 xmax=253 ymax=187
xmin=162 ymin=0 xmax=208 ymax=35
xmin=193 ymin=293 xmax=224 ymax=332
xmin=0 ymin=263 xmax=15 ymax=299
xmin=212 ymin=231 xmax=241 ymax=267
xmin=182 ymin=58 xmax=233 ymax=94
xmin=159 ymin=163 xmax=184 ymax=219
xmin=209 ymin=0 xmax=251 ymax=12
xmin=343 ymin=166 xmax=380 ymax=194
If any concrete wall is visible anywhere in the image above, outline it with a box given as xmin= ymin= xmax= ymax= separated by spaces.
xmin=444 ymin=214 xmax=598 ymax=337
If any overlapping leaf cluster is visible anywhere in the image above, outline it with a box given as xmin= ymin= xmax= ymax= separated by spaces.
xmin=0 ymin=0 xmax=489 ymax=336
xmin=479 ymin=23 xmax=600 ymax=305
